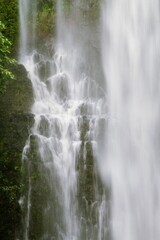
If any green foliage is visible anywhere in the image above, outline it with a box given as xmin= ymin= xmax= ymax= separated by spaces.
xmin=0 ymin=0 xmax=18 ymax=52
xmin=34 ymin=0 xmax=74 ymax=45
xmin=0 ymin=149 xmax=22 ymax=240
xmin=0 ymin=21 xmax=16 ymax=93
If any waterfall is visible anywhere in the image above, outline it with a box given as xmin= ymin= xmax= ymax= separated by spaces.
xmin=102 ymin=1 xmax=160 ymax=240
xmin=19 ymin=0 xmax=108 ymax=239
xmin=19 ymin=0 xmax=37 ymax=62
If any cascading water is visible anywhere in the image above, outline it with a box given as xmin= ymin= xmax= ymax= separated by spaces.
xmin=19 ymin=0 xmax=108 ymax=239
xmin=102 ymin=1 xmax=160 ymax=240
xmin=19 ymin=0 xmax=37 ymax=61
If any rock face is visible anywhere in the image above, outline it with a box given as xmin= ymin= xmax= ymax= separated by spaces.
xmin=0 ymin=64 xmax=34 ymax=240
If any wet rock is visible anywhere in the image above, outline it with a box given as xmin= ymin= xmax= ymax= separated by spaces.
xmin=78 ymin=116 xmax=90 ymax=141
xmin=50 ymin=118 xmax=62 ymax=139
xmin=38 ymin=116 xmax=50 ymax=137
xmin=77 ymin=102 xmax=88 ymax=115
xmin=47 ymin=73 xmax=70 ymax=102
xmin=37 ymin=60 xmax=56 ymax=82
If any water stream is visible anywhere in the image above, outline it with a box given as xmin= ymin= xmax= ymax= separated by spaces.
xmin=19 ymin=0 xmax=108 ymax=239
xmin=102 ymin=1 xmax=160 ymax=240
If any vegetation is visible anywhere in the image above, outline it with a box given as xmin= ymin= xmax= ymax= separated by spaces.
xmin=0 ymin=0 xmax=18 ymax=93
xmin=0 ymin=1 xmax=32 ymax=239
xmin=0 ymin=21 xmax=16 ymax=93
xmin=0 ymin=0 xmax=18 ymax=53
xmin=0 ymin=62 xmax=33 ymax=240
xmin=36 ymin=1 xmax=56 ymax=43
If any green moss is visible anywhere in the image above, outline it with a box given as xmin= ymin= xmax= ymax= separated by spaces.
xmin=36 ymin=4 xmax=56 ymax=45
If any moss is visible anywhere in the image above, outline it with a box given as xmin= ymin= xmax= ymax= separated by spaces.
xmin=36 ymin=5 xmax=56 ymax=45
